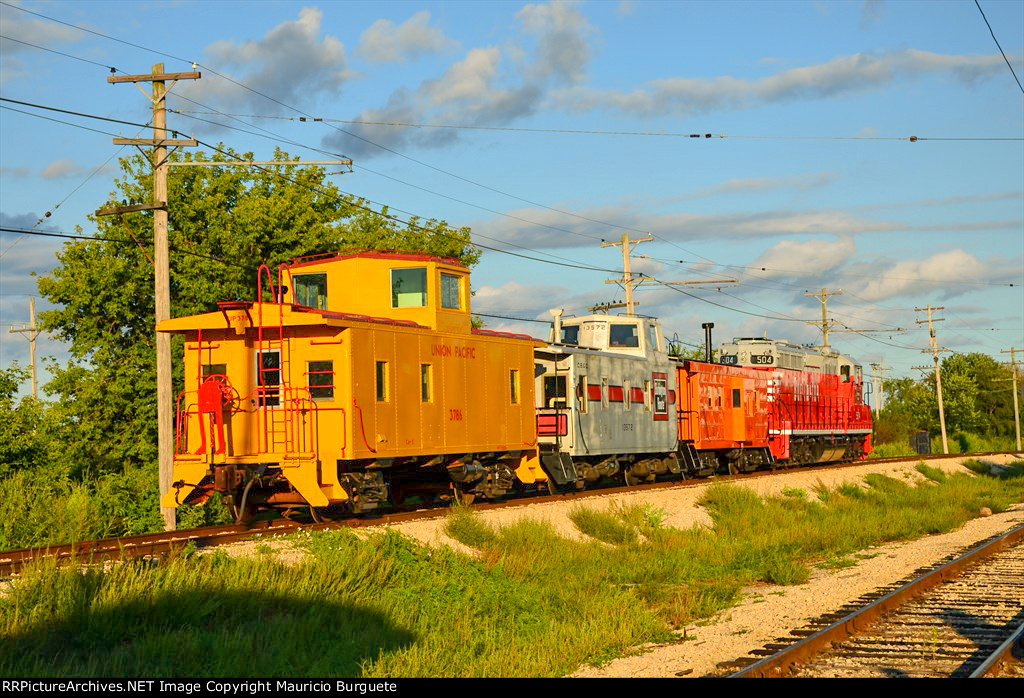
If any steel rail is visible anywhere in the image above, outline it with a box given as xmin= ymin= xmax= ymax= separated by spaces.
xmin=731 ymin=523 xmax=1024 ymax=678
xmin=2 ymin=450 xmax=1019 ymax=578
xmin=969 ymin=620 xmax=1024 ymax=678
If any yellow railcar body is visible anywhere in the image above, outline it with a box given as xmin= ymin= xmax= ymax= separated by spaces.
xmin=158 ymin=252 xmax=543 ymax=512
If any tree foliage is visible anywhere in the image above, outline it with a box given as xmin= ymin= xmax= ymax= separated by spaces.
xmin=875 ymin=352 xmax=1019 ymax=445
xmin=37 ymin=147 xmax=477 ymax=477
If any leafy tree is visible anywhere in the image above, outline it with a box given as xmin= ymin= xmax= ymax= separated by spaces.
xmin=38 ymin=147 xmax=477 ymax=478
xmin=0 ymin=364 xmax=53 ymax=477
xmin=874 ymin=353 xmax=1017 ymax=445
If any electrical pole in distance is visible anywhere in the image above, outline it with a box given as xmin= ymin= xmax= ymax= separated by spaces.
xmin=9 ymin=296 xmax=39 ymax=398
xmin=915 ymin=306 xmax=949 ymax=455
xmin=1003 ymin=347 xmax=1019 ymax=450
xmin=600 ymin=233 xmax=737 ymax=316
xmin=104 ymin=64 xmax=200 ymax=532
xmin=804 ymin=288 xmax=843 ymax=349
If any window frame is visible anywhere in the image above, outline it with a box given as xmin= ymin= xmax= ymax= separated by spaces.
xmin=307 ymin=360 xmax=334 ymax=401
xmin=292 ymin=272 xmax=328 ymax=310
xmin=420 ymin=364 xmax=433 ymax=403
xmin=609 ymin=323 xmax=640 ymax=348
xmin=202 ymin=363 xmax=227 ymax=381
xmin=440 ymin=272 xmax=462 ymax=310
xmin=255 ymin=349 xmax=281 ymax=408
xmin=375 ymin=361 xmax=389 ymax=402
xmin=390 ymin=267 xmax=428 ymax=308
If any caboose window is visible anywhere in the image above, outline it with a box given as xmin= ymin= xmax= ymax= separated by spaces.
xmin=376 ymin=361 xmax=389 ymax=401
xmin=544 ymin=375 xmax=566 ymax=407
xmin=609 ymin=324 xmax=640 ymax=348
xmin=202 ymin=363 xmax=227 ymax=380
xmin=308 ymin=360 xmax=334 ymax=400
xmin=510 ymin=369 xmax=520 ymax=404
xmin=392 ymin=268 xmax=427 ymax=308
xmin=647 ymin=324 xmax=659 ymax=352
xmin=441 ymin=273 xmax=461 ymax=309
xmin=560 ymin=325 xmax=579 ymax=345
xmin=293 ymin=273 xmax=328 ymax=310
xmin=421 ymin=364 xmax=432 ymax=402
xmin=732 ymin=389 xmax=741 ymax=408
xmin=256 ymin=350 xmax=280 ymax=407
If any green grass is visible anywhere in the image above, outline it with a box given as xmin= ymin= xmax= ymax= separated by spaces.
xmin=3 ymin=460 xmax=1022 ymax=678
xmin=870 ymin=432 xmax=1020 ymax=459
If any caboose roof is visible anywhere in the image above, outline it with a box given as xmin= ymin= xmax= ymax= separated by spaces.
xmin=157 ymin=301 xmax=543 ymax=344
xmin=287 ymin=250 xmax=468 ymax=270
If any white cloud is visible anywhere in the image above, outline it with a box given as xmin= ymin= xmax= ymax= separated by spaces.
xmin=847 ymin=250 xmax=1020 ymax=302
xmin=517 ymin=0 xmax=594 ymax=84
xmin=690 ymin=172 xmax=836 ymax=198
xmin=178 ymin=8 xmax=351 ymax=116
xmin=324 ymin=1 xmax=596 ymax=158
xmin=465 ymin=200 xmax=1021 ymax=252
xmin=424 ymin=48 xmax=502 ymax=105
xmin=555 ymin=49 xmax=1011 ymax=116
xmin=0 ymin=3 xmax=80 ymax=57
xmin=39 ymin=160 xmax=82 ymax=180
xmin=358 ymin=11 xmax=457 ymax=63
xmin=0 ymin=1 xmax=81 ymax=83
xmin=751 ymin=237 xmax=856 ymax=277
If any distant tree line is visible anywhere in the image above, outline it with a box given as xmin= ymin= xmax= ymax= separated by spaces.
xmin=875 ymin=353 xmax=1020 ymax=451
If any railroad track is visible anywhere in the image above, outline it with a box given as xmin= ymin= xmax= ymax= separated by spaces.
xmin=2 ymin=450 xmax=1019 ymax=579
xmin=731 ymin=524 xmax=1024 ymax=678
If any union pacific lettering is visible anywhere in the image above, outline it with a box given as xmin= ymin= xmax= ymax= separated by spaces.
xmin=430 ymin=344 xmax=477 ymax=359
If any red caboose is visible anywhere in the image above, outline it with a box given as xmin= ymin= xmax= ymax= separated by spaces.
xmin=675 ymin=360 xmax=775 ymax=475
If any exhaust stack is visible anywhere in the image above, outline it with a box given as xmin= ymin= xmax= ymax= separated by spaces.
xmin=550 ymin=308 xmax=564 ymax=343
xmin=702 ymin=322 xmax=714 ymax=362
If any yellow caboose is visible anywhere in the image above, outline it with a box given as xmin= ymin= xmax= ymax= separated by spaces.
xmin=159 ymin=251 xmax=544 ymax=517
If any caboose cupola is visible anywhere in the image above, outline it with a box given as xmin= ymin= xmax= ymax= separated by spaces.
xmin=284 ymin=251 xmax=472 ymax=333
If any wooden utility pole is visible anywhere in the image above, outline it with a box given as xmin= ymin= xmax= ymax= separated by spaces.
xmin=600 ymin=233 xmax=736 ymax=315
xmin=804 ymin=288 xmax=843 ymax=348
xmin=868 ymin=357 xmax=892 ymax=414
xmin=106 ymin=64 xmax=200 ymax=531
xmin=8 ymin=296 xmax=39 ymax=398
xmin=1003 ymin=347 xmax=1019 ymax=450
xmin=916 ymin=306 xmax=949 ymax=454
xmin=601 ymin=233 xmax=652 ymax=316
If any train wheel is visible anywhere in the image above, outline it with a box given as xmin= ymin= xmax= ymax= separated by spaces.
xmin=624 ymin=470 xmax=641 ymax=487
xmin=309 ymin=506 xmax=325 ymax=524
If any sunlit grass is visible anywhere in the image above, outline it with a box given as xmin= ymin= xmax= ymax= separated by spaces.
xmin=3 ymin=461 xmax=1021 ymax=678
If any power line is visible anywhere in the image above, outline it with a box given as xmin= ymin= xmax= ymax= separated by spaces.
xmin=0 ymin=226 xmax=249 ymax=270
xmin=0 ymin=3 xmax=896 ymax=279
xmin=7 ymin=95 xmax=1020 ymax=350
xmin=4 ymin=8 xmax=1018 ymax=348
xmin=0 ymin=33 xmax=117 ymax=72
xmin=974 ymin=0 xmax=1024 ymax=96
xmin=0 ymin=97 xmax=185 ymax=136
xmin=168 ymin=108 xmax=1024 ymax=142
xmin=0 ymin=96 xmax=616 ymax=274
xmin=0 ymin=104 xmax=123 ymax=139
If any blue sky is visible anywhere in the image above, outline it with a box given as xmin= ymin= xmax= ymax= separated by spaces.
xmin=1 ymin=0 xmax=1022 ymax=400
